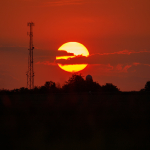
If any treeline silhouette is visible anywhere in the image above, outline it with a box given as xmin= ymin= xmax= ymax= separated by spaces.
xmin=0 ymin=74 xmax=122 ymax=94
xmin=0 ymin=74 xmax=150 ymax=150
xmin=1 ymin=74 xmax=150 ymax=95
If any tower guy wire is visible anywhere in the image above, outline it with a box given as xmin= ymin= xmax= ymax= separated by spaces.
xmin=26 ymin=22 xmax=34 ymax=89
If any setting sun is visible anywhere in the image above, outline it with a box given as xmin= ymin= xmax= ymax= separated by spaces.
xmin=56 ymin=42 xmax=89 ymax=72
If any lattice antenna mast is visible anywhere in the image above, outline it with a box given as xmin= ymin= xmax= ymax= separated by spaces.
xmin=27 ymin=22 xmax=34 ymax=89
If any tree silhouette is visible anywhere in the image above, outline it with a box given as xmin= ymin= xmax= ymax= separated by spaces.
xmin=142 ymin=81 xmax=150 ymax=92
xmin=19 ymin=87 xmax=29 ymax=93
xmin=62 ymin=74 xmax=101 ymax=93
xmin=85 ymin=78 xmax=101 ymax=92
xmin=101 ymin=83 xmax=120 ymax=92
xmin=62 ymin=74 xmax=85 ymax=92
xmin=39 ymin=81 xmax=56 ymax=93
xmin=44 ymin=81 xmax=56 ymax=89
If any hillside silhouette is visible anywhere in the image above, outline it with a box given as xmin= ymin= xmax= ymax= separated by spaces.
xmin=0 ymin=74 xmax=150 ymax=149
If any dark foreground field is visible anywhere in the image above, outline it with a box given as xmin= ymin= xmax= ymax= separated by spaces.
xmin=0 ymin=92 xmax=150 ymax=150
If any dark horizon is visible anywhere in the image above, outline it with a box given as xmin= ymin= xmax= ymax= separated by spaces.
xmin=1 ymin=76 xmax=150 ymax=149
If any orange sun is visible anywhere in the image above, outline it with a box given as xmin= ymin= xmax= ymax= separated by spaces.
xmin=56 ymin=42 xmax=89 ymax=72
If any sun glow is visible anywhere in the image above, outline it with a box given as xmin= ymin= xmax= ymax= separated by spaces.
xmin=56 ymin=42 xmax=89 ymax=72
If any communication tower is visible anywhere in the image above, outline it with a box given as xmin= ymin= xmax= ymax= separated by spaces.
xmin=26 ymin=22 xmax=34 ymax=89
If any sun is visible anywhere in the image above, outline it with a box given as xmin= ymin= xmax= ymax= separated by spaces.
xmin=56 ymin=42 xmax=89 ymax=72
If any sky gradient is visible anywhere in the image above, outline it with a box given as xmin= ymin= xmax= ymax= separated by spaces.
xmin=0 ymin=0 xmax=150 ymax=91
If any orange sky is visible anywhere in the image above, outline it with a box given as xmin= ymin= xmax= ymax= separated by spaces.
xmin=0 ymin=0 xmax=150 ymax=91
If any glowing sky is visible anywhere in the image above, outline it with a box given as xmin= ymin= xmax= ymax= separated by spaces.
xmin=0 ymin=0 xmax=150 ymax=91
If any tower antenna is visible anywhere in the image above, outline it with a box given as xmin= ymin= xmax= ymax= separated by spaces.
xmin=27 ymin=22 xmax=34 ymax=89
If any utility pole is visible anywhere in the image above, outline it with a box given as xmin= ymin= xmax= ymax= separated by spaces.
xmin=27 ymin=22 xmax=34 ymax=89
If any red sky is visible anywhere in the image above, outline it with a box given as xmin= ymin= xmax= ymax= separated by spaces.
xmin=0 ymin=0 xmax=150 ymax=91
